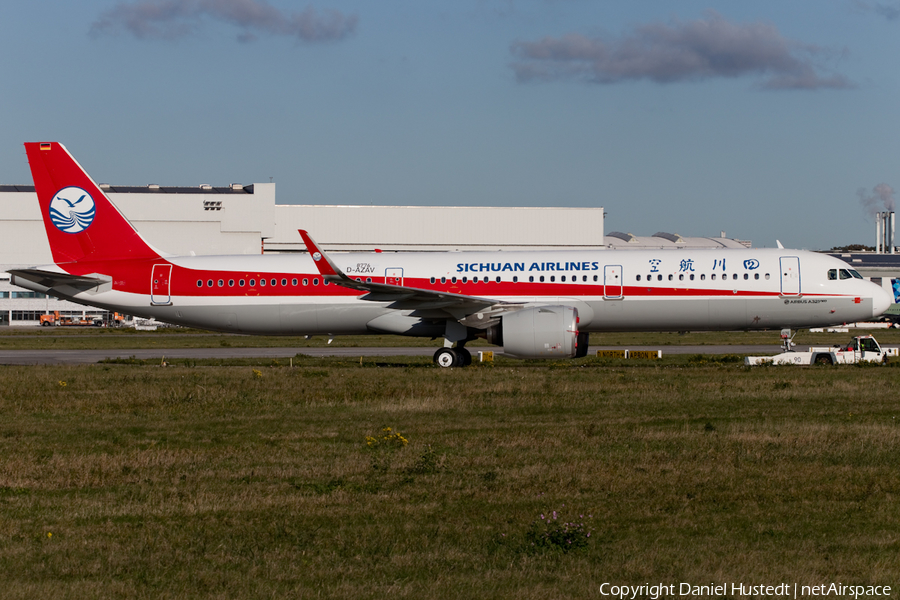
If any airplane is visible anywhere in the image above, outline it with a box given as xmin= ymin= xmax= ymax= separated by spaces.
xmin=9 ymin=142 xmax=893 ymax=367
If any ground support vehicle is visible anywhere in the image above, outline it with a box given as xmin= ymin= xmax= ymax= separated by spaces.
xmin=744 ymin=334 xmax=899 ymax=365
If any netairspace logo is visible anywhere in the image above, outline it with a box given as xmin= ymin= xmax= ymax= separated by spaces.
xmin=49 ymin=187 xmax=95 ymax=233
xmin=598 ymin=582 xmax=892 ymax=599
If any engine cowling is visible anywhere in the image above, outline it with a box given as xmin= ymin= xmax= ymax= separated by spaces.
xmin=487 ymin=305 xmax=580 ymax=359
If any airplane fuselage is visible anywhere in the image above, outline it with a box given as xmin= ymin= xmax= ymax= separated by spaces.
xmin=24 ymin=247 xmax=887 ymax=336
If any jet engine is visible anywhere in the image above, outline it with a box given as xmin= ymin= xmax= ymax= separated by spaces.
xmin=485 ymin=305 xmax=581 ymax=359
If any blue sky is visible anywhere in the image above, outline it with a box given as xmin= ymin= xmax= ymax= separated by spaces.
xmin=2 ymin=0 xmax=899 ymax=250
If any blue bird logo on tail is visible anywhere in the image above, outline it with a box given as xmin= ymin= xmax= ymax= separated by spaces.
xmin=49 ymin=186 xmax=96 ymax=233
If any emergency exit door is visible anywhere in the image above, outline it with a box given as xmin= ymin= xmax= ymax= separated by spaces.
xmin=604 ymin=265 xmax=623 ymax=299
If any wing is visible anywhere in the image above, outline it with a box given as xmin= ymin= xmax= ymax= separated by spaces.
xmin=298 ymin=230 xmax=519 ymax=322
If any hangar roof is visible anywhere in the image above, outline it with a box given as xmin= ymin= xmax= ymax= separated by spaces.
xmin=604 ymin=232 xmax=751 ymax=249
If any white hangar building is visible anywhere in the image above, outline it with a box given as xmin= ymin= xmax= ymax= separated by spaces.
xmin=0 ymin=182 xmax=748 ymax=326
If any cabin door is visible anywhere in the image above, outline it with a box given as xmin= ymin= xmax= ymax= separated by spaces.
xmin=151 ymin=264 xmax=173 ymax=306
xmin=779 ymin=256 xmax=801 ymax=297
xmin=604 ymin=265 xmax=623 ymax=299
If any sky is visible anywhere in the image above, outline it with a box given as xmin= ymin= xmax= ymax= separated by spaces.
xmin=2 ymin=0 xmax=899 ymax=251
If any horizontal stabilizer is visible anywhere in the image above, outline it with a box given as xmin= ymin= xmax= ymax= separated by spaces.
xmin=8 ymin=268 xmax=110 ymax=291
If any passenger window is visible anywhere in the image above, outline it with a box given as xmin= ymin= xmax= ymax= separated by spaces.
xmin=636 ymin=275 xmax=642 ymax=281
xmin=430 ymin=277 xmax=435 ymax=284
xmin=700 ymin=274 xmax=706 ymax=280
xmin=679 ymin=274 xmax=684 ymax=281
xmin=451 ymin=277 xmax=457 ymax=283
xmin=657 ymin=274 xmax=662 ymax=281
xmin=689 ymin=274 xmax=694 ymax=281
xmin=207 ymin=279 xmax=213 ymax=287
xmin=754 ymin=274 xmax=759 ymax=280
xmin=366 ymin=278 xmax=372 ymax=283
xmin=668 ymin=274 xmax=673 ymax=281
xmin=218 ymin=279 xmax=224 ymax=287
xmin=260 ymin=279 xmax=266 ymax=287
xmin=513 ymin=276 xmax=518 ymax=283
xmin=529 ymin=276 xmax=534 ymax=282
xmin=462 ymin=277 xmax=468 ymax=283
xmin=197 ymin=280 xmax=202 ymax=287
xmin=302 ymin=278 xmax=308 ymax=286
xmin=249 ymin=279 xmax=256 ymax=286
xmin=765 ymin=274 xmax=770 ymax=280
xmin=313 ymin=278 xmax=319 ymax=286
xmin=241 ymin=279 xmax=246 ymax=286
xmin=441 ymin=277 xmax=446 ymax=284
xmin=496 ymin=276 xmax=500 ymax=283
xmin=540 ymin=276 xmax=545 ymax=282
xmin=593 ymin=275 xmax=598 ymax=282
xmin=711 ymin=274 xmax=716 ymax=281
xmin=743 ymin=273 xmax=748 ymax=280
xmin=550 ymin=276 xmax=555 ymax=282
xmin=271 ymin=279 xmax=277 ymax=286
xmin=583 ymin=276 xmax=588 ymax=282
xmin=228 ymin=279 xmax=234 ymax=287
xmin=281 ymin=279 xmax=287 ymax=286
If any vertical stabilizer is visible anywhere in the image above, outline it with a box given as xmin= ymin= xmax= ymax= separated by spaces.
xmin=24 ymin=142 xmax=161 ymax=265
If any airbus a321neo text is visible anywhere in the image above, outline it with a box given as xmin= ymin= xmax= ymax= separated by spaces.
xmin=10 ymin=142 xmax=892 ymax=367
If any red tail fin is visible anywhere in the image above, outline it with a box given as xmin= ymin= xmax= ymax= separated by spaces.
xmin=25 ymin=142 xmax=161 ymax=265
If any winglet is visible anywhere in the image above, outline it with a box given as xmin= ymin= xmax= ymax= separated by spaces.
xmin=298 ymin=229 xmax=341 ymax=277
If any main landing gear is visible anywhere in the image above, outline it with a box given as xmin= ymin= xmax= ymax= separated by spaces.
xmin=433 ymin=346 xmax=472 ymax=368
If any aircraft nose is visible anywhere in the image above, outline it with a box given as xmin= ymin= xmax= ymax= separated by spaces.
xmin=872 ymin=285 xmax=893 ymax=319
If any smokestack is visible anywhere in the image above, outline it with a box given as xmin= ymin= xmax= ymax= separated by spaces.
xmin=892 ymin=212 xmax=896 ymax=254
xmin=875 ymin=212 xmax=895 ymax=254
xmin=877 ymin=212 xmax=882 ymax=253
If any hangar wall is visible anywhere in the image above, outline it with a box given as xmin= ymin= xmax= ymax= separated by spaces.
xmin=0 ymin=183 xmax=607 ymax=325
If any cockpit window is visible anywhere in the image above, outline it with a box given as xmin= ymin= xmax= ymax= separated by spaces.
xmin=849 ymin=269 xmax=863 ymax=279
xmin=839 ymin=269 xmax=852 ymax=280
xmin=828 ymin=269 xmax=837 ymax=280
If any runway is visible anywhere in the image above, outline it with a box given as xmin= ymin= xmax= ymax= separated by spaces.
xmin=0 ymin=345 xmax=790 ymax=365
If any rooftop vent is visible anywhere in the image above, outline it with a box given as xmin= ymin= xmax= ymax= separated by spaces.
xmin=200 ymin=184 xmax=213 ymax=190
xmin=607 ymin=231 xmax=638 ymax=242
xmin=653 ymin=232 xmax=685 ymax=244
xmin=230 ymin=183 xmax=243 ymax=191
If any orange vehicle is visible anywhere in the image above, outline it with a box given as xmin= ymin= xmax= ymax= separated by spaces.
xmin=40 ymin=311 xmax=102 ymax=327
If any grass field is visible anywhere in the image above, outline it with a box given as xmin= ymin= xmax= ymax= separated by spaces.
xmin=2 ymin=326 xmax=900 ymax=350
xmin=0 ymin=357 xmax=898 ymax=599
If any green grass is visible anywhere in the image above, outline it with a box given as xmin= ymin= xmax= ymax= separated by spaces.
xmin=0 ymin=361 xmax=898 ymax=598
xmin=2 ymin=327 xmax=899 ymax=350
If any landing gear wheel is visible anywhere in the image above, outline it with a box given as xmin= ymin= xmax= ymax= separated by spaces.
xmin=434 ymin=348 xmax=458 ymax=368
xmin=457 ymin=347 xmax=472 ymax=366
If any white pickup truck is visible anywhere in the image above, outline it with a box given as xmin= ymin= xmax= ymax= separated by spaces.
xmin=744 ymin=335 xmax=899 ymax=366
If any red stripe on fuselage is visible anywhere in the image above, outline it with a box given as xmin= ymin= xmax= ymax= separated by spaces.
xmin=58 ymin=260 xmax=849 ymax=300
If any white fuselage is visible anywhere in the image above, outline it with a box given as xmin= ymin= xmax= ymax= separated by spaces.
xmin=32 ymin=247 xmax=891 ymax=337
